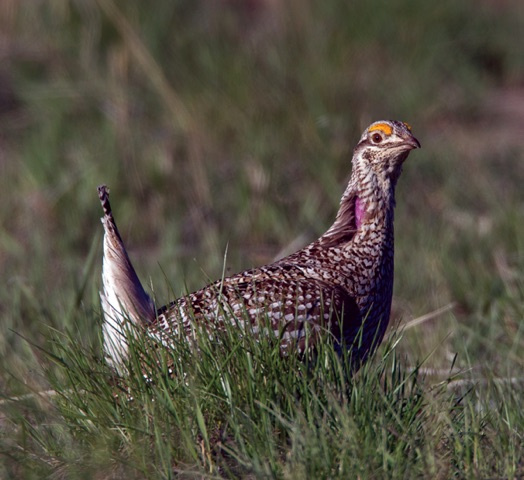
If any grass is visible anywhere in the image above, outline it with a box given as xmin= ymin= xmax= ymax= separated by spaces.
xmin=1 ymin=0 xmax=523 ymax=477
xmin=0 ymin=321 xmax=453 ymax=478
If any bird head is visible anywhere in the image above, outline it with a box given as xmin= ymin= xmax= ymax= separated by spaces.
xmin=353 ymin=120 xmax=421 ymax=187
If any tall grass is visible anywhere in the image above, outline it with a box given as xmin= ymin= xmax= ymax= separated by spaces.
xmin=0 ymin=317 xmax=448 ymax=478
xmin=3 ymin=311 xmax=523 ymax=478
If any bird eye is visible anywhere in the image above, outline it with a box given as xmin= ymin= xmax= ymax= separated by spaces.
xmin=371 ymin=133 xmax=383 ymax=144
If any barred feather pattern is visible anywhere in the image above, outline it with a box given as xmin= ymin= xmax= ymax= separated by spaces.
xmin=99 ymin=120 xmax=420 ymax=369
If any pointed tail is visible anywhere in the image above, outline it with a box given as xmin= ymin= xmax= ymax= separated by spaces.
xmin=98 ymin=185 xmax=155 ymax=365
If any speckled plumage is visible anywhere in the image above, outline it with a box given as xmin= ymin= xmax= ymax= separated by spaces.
xmin=99 ymin=120 xmax=420 ymax=369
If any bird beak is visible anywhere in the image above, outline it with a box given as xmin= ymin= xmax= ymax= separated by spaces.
xmin=406 ymin=135 xmax=421 ymax=150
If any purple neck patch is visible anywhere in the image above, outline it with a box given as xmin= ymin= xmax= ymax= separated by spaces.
xmin=355 ymin=196 xmax=364 ymax=228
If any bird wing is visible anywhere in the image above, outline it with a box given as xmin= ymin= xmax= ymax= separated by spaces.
xmin=318 ymin=192 xmax=359 ymax=248
xmin=151 ymin=263 xmax=361 ymax=355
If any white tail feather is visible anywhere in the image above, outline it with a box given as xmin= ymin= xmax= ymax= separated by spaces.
xmin=98 ymin=185 xmax=155 ymax=367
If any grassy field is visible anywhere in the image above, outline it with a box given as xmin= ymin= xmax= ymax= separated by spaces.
xmin=1 ymin=0 xmax=523 ymax=477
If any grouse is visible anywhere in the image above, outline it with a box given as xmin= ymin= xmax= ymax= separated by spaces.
xmin=98 ymin=120 xmax=420 ymax=369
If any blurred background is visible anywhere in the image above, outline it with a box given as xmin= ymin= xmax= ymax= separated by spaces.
xmin=0 ymin=0 xmax=523 ymax=388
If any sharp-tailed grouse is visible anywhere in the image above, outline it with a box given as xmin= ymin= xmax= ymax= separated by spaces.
xmin=98 ymin=120 xmax=420 ymax=370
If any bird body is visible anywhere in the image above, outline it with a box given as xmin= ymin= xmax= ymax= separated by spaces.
xmin=98 ymin=120 xmax=420 ymax=370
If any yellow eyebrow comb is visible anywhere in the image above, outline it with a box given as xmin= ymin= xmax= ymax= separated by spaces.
xmin=369 ymin=123 xmax=393 ymax=136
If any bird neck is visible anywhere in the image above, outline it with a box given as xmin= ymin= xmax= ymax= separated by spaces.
xmin=322 ymin=165 xmax=396 ymax=246
xmin=351 ymin=165 xmax=396 ymax=230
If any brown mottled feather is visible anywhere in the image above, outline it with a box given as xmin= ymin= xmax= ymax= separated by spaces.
xmin=99 ymin=120 xmax=420 ymax=369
